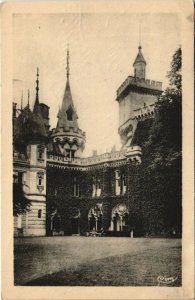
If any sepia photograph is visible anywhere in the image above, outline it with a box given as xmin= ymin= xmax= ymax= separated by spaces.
xmin=1 ymin=0 xmax=194 ymax=299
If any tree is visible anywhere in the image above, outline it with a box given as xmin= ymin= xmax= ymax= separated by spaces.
xmin=131 ymin=47 xmax=182 ymax=235
xmin=142 ymin=47 xmax=182 ymax=235
xmin=145 ymin=47 xmax=182 ymax=169
xmin=13 ymin=182 xmax=31 ymax=216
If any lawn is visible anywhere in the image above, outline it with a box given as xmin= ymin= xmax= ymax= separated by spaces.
xmin=14 ymin=237 xmax=181 ymax=286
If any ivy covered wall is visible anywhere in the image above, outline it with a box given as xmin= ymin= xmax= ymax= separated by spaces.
xmin=46 ymin=115 xmax=181 ymax=237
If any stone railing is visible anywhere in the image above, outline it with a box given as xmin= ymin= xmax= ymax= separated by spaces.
xmin=116 ymin=76 xmax=162 ymax=98
xmin=47 ymin=146 xmax=142 ymax=167
xmin=81 ymin=151 xmax=126 ymax=165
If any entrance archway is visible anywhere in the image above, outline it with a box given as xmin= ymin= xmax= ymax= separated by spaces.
xmin=71 ymin=208 xmax=80 ymax=235
xmin=51 ymin=212 xmax=62 ymax=233
xmin=89 ymin=215 xmax=96 ymax=231
xmin=111 ymin=204 xmax=129 ymax=231
xmin=88 ymin=204 xmax=103 ymax=231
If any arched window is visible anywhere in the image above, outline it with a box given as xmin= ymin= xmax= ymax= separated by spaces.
xmin=38 ymin=209 xmax=42 ymax=218
xmin=66 ymin=106 xmax=73 ymax=121
xmin=37 ymin=173 xmax=43 ymax=186
xmin=111 ymin=204 xmax=129 ymax=232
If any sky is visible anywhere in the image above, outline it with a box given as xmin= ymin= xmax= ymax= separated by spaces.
xmin=13 ymin=13 xmax=181 ymax=156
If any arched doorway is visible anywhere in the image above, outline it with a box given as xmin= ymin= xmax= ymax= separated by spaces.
xmin=51 ymin=211 xmax=62 ymax=234
xmin=111 ymin=204 xmax=129 ymax=232
xmin=113 ymin=213 xmax=120 ymax=231
xmin=89 ymin=214 xmax=96 ymax=231
xmin=71 ymin=208 xmax=80 ymax=235
xmin=88 ymin=204 xmax=103 ymax=231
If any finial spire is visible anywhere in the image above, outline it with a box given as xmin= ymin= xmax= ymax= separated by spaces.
xmin=36 ymin=67 xmax=39 ymax=101
xmin=27 ymin=89 xmax=30 ymax=107
xmin=21 ymin=91 xmax=23 ymax=110
xmin=139 ymin=21 xmax=141 ymax=48
xmin=66 ymin=45 xmax=70 ymax=80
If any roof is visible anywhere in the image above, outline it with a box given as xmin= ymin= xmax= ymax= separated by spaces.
xmin=57 ymin=79 xmax=78 ymax=129
xmin=13 ymin=103 xmax=47 ymax=146
xmin=133 ymin=46 xmax=146 ymax=66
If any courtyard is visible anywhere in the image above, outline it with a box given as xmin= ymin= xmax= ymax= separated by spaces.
xmin=14 ymin=237 xmax=181 ymax=286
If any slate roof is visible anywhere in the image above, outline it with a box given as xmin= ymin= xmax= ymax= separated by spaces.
xmin=133 ymin=46 xmax=146 ymax=66
xmin=57 ymin=79 xmax=78 ymax=129
xmin=13 ymin=103 xmax=47 ymax=146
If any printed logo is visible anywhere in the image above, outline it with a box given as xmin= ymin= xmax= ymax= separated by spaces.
xmin=157 ymin=275 xmax=178 ymax=284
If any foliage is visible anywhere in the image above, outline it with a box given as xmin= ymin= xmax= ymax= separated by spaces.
xmin=46 ymin=47 xmax=182 ymax=237
xmin=142 ymin=47 xmax=182 ymax=234
xmin=147 ymin=48 xmax=181 ymax=168
xmin=167 ymin=47 xmax=182 ymax=95
xmin=13 ymin=183 xmax=31 ymax=216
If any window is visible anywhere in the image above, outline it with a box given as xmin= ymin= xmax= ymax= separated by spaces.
xmin=66 ymin=149 xmax=75 ymax=160
xmin=66 ymin=106 xmax=73 ymax=121
xmin=96 ymin=179 xmax=101 ymax=197
xmin=38 ymin=150 xmax=43 ymax=159
xmin=92 ymin=177 xmax=101 ymax=197
xmin=115 ymin=170 xmax=120 ymax=195
xmin=17 ymin=214 xmax=22 ymax=228
xmin=13 ymin=172 xmax=23 ymax=184
xmin=73 ymin=177 xmax=79 ymax=197
xmin=37 ymin=145 xmax=45 ymax=162
xmin=37 ymin=172 xmax=44 ymax=193
xmin=38 ymin=209 xmax=42 ymax=218
xmin=121 ymin=173 xmax=127 ymax=194
xmin=13 ymin=174 xmax=18 ymax=184
xmin=38 ymin=174 xmax=43 ymax=185
xmin=92 ymin=181 xmax=96 ymax=198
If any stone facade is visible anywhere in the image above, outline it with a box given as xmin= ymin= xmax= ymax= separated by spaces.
xmin=13 ymin=46 xmax=165 ymax=237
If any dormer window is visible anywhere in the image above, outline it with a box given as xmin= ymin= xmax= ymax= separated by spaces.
xmin=66 ymin=106 xmax=73 ymax=121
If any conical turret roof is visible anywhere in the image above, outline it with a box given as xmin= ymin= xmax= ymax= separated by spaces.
xmin=133 ymin=46 xmax=146 ymax=66
xmin=57 ymin=79 xmax=78 ymax=129
xmin=13 ymin=103 xmax=47 ymax=148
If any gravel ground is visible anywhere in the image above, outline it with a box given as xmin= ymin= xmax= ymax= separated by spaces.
xmin=14 ymin=236 xmax=181 ymax=286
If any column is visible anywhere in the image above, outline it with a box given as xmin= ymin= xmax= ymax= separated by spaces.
xmin=120 ymin=217 xmax=123 ymax=231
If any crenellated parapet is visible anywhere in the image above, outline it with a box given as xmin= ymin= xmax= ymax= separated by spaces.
xmin=116 ymin=46 xmax=163 ymax=149
xmin=51 ymin=126 xmax=86 ymax=141
xmin=116 ymin=76 xmax=162 ymax=100
xmin=133 ymin=103 xmax=155 ymax=119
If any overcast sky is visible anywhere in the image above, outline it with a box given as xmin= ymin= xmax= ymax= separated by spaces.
xmin=13 ymin=13 xmax=181 ymax=156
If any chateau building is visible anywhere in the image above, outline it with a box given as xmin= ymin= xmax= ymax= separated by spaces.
xmin=13 ymin=46 xmax=164 ymax=237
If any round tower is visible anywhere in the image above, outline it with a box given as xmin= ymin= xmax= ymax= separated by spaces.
xmin=13 ymin=68 xmax=48 ymax=236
